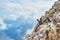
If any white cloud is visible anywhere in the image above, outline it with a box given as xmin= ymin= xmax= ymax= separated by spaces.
xmin=0 ymin=0 xmax=57 ymax=21
xmin=26 ymin=29 xmax=33 ymax=34
xmin=3 ymin=14 xmax=18 ymax=20
xmin=0 ymin=0 xmax=57 ymax=33
xmin=26 ymin=24 xmax=36 ymax=34
xmin=16 ymin=29 xmax=21 ymax=34
xmin=0 ymin=37 xmax=14 ymax=40
xmin=16 ymin=27 xmax=23 ymax=35
xmin=0 ymin=18 xmax=7 ymax=30
xmin=0 ymin=0 xmax=57 ymax=39
xmin=8 ymin=24 xmax=12 ymax=27
xmin=0 ymin=33 xmax=14 ymax=40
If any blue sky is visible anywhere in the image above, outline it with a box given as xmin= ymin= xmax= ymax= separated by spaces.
xmin=0 ymin=0 xmax=57 ymax=40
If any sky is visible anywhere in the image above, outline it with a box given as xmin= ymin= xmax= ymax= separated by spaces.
xmin=0 ymin=0 xmax=57 ymax=40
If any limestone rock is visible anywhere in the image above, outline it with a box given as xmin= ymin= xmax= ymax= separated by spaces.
xmin=24 ymin=0 xmax=60 ymax=40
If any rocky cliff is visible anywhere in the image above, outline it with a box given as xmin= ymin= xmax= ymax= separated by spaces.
xmin=24 ymin=0 xmax=60 ymax=40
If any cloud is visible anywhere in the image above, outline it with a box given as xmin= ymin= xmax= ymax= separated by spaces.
xmin=26 ymin=28 xmax=34 ymax=34
xmin=8 ymin=24 xmax=12 ymax=27
xmin=0 ymin=32 xmax=14 ymax=40
xmin=0 ymin=18 xmax=7 ymax=30
xmin=25 ymin=24 xmax=36 ymax=34
xmin=0 ymin=0 xmax=57 ymax=40
xmin=0 ymin=0 xmax=57 ymax=21
xmin=16 ymin=29 xmax=21 ymax=34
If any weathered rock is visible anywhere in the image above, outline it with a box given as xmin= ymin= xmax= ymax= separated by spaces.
xmin=24 ymin=0 xmax=60 ymax=40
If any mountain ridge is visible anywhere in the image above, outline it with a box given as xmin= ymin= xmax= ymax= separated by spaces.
xmin=24 ymin=0 xmax=60 ymax=40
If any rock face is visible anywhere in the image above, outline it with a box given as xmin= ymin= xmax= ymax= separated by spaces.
xmin=24 ymin=0 xmax=60 ymax=40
